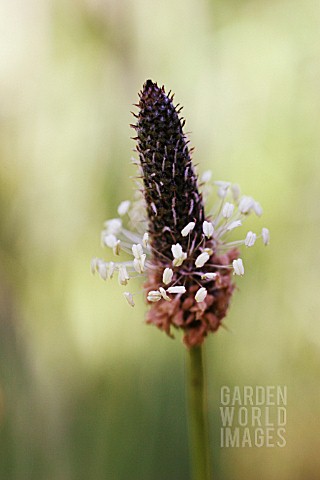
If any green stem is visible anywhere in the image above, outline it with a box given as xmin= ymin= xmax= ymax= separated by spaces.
xmin=186 ymin=345 xmax=212 ymax=480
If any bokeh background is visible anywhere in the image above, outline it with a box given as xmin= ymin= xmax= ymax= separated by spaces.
xmin=1 ymin=0 xmax=320 ymax=479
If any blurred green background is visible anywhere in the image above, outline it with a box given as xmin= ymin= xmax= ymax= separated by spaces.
xmin=1 ymin=0 xmax=319 ymax=479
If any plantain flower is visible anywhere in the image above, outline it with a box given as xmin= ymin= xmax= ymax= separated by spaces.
xmin=92 ymin=80 xmax=269 ymax=347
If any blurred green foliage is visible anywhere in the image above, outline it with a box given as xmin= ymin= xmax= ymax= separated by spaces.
xmin=0 ymin=0 xmax=320 ymax=478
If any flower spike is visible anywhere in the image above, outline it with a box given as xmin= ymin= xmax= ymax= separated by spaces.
xmin=92 ymin=80 xmax=269 ymax=347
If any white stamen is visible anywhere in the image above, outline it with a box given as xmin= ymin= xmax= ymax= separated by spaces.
xmin=104 ymin=218 xmax=122 ymax=235
xmin=162 ymin=268 xmax=173 ymax=285
xmin=118 ymin=265 xmax=130 ymax=285
xmin=201 ymin=170 xmax=212 ymax=183
xmin=104 ymin=234 xmax=118 ymax=248
xmin=173 ymin=256 xmax=186 ymax=267
xmin=222 ymin=202 xmax=235 ymax=219
xmin=204 ymin=248 xmax=213 ymax=255
xmin=253 ymin=201 xmax=263 ymax=216
xmin=159 ymin=287 xmax=171 ymax=302
xmin=147 ymin=290 xmax=162 ymax=302
xmin=239 ymin=196 xmax=254 ymax=214
xmin=97 ymin=261 xmax=108 ymax=280
xmin=108 ymin=262 xmax=115 ymax=278
xmin=215 ymin=181 xmax=231 ymax=198
xmin=133 ymin=258 xmax=142 ymax=273
xmin=195 ymin=287 xmax=207 ymax=303
xmin=171 ymin=243 xmax=187 ymax=267
xmin=201 ymin=273 xmax=218 ymax=280
xmin=91 ymin=257 xmax=98 ymax=274
xmin=140 ymin=254 xmax=146 ymax=271
xmin=181 ymin=222 xmax=195 ymax=237
xmin=262 ymin=227 xmax=270 ymax=246
xmin=245 ymin=231 xmax=256 ymax=247
xmin=142 ymin=232 xmax=149 ymax=248
xmin=195 ymin=252 xmax=210 ymax=268
xmin=233 ymin=258 xmax=244 ymax=276
xmin=171 ymin=243 xmax=184 ymax=258
xmin=133 ymin=254 xmax=146 ymax=274
xmin=123 ymin=292 xmax=135 ymax=307
xmin=113 ymin=240 xmax=121 ymax=256
xmin=203 ymin=221 xmax=214 ymax=239
xmin=132 ymin=243 xmax=144 ymax=259
xmin=167 ymin=286 xmax=186 ymax=294
xmin=117 ymin=200 xmax=131 ymax=216
xmin=227 ymin=220 xmax=242 ymax=231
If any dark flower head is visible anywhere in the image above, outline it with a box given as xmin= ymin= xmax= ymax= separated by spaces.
xmin=92 ymin=80 xmax=269 ymax=347
xmin=135 ymin=80 xmax=204 ymax=258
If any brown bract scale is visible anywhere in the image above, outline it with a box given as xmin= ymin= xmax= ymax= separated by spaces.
xmin=135 ymin=79 xmax=204 ymax=260
xmin=145 ymin=249 xmax=239 ymax=347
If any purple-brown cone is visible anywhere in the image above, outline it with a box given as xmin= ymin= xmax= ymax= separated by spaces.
xmin=135 ymin=80 xmax=204 ymax=259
